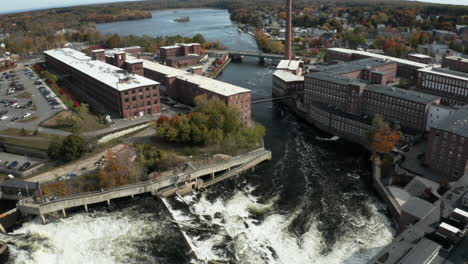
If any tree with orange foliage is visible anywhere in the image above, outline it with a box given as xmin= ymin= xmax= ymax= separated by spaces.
xmin=369 ymin=114 xmax=400 ymax=154
xmin=278 ymin=11 xmax=286 ymax=20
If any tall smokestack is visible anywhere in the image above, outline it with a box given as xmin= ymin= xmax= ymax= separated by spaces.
xmin=285 ymin=0 xmax=292 ymax=60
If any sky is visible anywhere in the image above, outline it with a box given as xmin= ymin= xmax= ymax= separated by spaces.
xmin=1 ymin=0 xmax=468 ymax=14
xmin=0 ymin=0 xmax=140 ymax=14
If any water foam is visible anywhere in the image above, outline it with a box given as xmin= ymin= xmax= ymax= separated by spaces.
xmin=167 ymin=186 xmax=394 ymax=264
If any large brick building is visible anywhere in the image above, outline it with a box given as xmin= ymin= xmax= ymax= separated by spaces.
xmin=442 ymin=56 xmax=468 ymax=73
xmin=426 ymin=108 xmax=468 ymax=179
xmin=312 ymin=58 xmax=398 ymax=85
xmin=160 ymin=43 xmax=201 ymax=63
xmin=362 ymin=85 xmax=441 ymax=132
xmin=327 ymin=48 xmax=428 ymax=79
xmin=142 ymin=60 xmax=252 ymax=123
xmin=416 ymin=67 xmax=468 ymax=106
xmin=44 ymin=48 xmax=161 ymax=119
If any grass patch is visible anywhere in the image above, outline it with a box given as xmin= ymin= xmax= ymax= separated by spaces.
xmin=41 ymin=110 xmax=110 ymax=133
xmin=0 ymin=128 xmax=64 ymax=150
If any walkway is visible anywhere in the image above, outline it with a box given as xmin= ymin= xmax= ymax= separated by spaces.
xmin=17 ymin=148 xmax=272 ymax=223
xmin=28 ymin=144 xmax=133 ymax=183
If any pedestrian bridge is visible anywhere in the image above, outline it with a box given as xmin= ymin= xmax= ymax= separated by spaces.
xmin=207 ymin=49 xmax=284 ymax=60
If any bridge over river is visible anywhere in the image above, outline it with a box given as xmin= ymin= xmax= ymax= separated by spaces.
xmin=207 ymin=49 xmax=284 ymax=60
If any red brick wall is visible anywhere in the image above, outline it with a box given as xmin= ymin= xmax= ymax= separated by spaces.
xmin=120 ymin=85 xmax=160 ymax=119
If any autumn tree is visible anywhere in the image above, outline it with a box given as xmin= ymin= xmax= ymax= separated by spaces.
xmin=369 ymin=114 xmax=400 ymax=154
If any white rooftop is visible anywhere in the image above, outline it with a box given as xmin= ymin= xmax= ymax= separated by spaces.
xmin=408 ymin=53 xmax=432 ymax=59
xmin=273 ymin=70 xmax=304 ymax=82
xmin=439 ymin=222 xmax=461 ymax=234
xmin=44 ymin=48 xmax=159 ymax=92
xmin=277 ymin=60 xmax=302 ymax=71
xmin=142 ymin=59 xmax=250 ymax=97
xmin=160 ymin=43 xmax=200 ymax=49
xmin=454 ymin=208 xmax=468 ymax=219
xmin=328 ymin=48 xmax=429 ymax=68
xmin=419 ymin=67 xmax=468 ymax=81
xmin=446 ymin=56 xmax=468 ymax=63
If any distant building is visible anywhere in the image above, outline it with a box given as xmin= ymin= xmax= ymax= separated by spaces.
xmin=159 ymin=43 xmax=201 ymax=64
xmin=416 ymin=67 xmax=468 ymax=106
xmin=408 ymin=53 xmax=433 ymax=64
xmin=327 ymin=48 xmax=428 ymax=79
xmin=44 ymin=48 xmax=161 ymax=119
xmin=426 ymin=108 xmax=468 ymax=179
xmin=442 ymin=55 xmax=468 ymax=74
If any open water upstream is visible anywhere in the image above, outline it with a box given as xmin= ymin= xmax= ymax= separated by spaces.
xmin=0 ymin=8 xmax=394 ymax=264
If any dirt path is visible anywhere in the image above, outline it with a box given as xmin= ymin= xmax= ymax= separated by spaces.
xmin=28 ymin=144 xmax=132 ymax=183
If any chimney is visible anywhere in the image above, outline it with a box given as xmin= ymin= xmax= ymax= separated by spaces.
xmin=91 ymin=49 xmax=105 ymax=62
xmin=285 ymin=0 xmax=293 ymax=60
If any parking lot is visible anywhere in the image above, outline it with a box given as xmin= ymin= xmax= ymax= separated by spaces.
xmin=0 ymin=152 xmax=44 ymax=175
xmin=0 ymin=69 xmax=64 ymax=131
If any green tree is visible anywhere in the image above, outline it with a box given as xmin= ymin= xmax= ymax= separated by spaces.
xmin=193 ymin=33 xmax=206 ymax=44
xmin=107 ymin=34 xmax=121 ymax=48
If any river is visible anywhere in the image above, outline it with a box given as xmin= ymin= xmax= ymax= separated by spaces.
xmin=1 ymin=8 xmax=394 ymax=264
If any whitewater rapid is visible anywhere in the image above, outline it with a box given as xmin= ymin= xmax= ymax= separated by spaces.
xmin=165 ymin=184 xmax=394 ymax=264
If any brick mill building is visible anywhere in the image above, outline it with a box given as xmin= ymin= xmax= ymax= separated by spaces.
xmin=362 ymin=85 xmax=441 ymax=132
xmin=416 ymin=67 xmax=468 ymax=106
xmin=442 ymin=56 xmax=468 ymax=73
xmin=327 ymin=48 xmax=429 ymax=79
xmin=44 ymin=48 xmax=161 ymax=119
xmin=143 ymin=60 xmax=252 ymax=123
xmin=407 ymin=53 xmax=433 ymax=64
xmin=159 ymin=43 xmax=202 ymax=67
xmin=426 ymin=108 xmax=468 ymax=179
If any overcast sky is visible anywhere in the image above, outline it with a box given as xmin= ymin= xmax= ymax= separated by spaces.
xmin=1 ymin=0 xmax=468 ymax=14
xmin=0 ymin=0 xmax=138 ymax=14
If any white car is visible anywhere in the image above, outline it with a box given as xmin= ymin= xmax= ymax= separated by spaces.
xmin=23 ymin=113 xmax=31 ymax=118
xmin=1 ymin=116 xmax=9 ymax=120
xmin=10 ymin=102 xmax=17 ymax=107
xmin=53 ymin=105 xmax=62 ymax=109
xmin=7 ymin=88 xmax=15 ymax=94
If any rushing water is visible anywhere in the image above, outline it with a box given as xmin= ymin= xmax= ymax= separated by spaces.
xmin=1 ymin=9 xmax=394 ymax=264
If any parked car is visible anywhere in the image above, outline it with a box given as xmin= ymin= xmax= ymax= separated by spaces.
xmin=53 ymin=105 xmax=62 ymax=109
xmin=20 ymin=162 xmax=31 ymax=171
xmin=7 ymin=161 xmax=18 ymax=169
xmin=23 ymin=113 xmax=31 ymax=118
xmin=3 ymin=161 xmax=9 ymax=167
xmin=10 ymin=117 xmax=19 ymax=122
xmin=1 ymin=116 xmax=9 ymax=120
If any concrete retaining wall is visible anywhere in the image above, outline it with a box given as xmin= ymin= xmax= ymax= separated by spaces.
xmin=373 ymin=156 xmax=401 ymax=221
xmin=97 ymin=124 xmax=149 ymax=144
xmin=2 ymin=144 xmax=49 ymax=159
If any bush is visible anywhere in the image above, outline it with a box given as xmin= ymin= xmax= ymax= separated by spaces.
xmin=59 ymin=89 xmax=65 ymax=95
xmin=73 ymin=101 xmax=80 ymax=108
xmin=47 ymin=134 xmax=88 ymax=162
